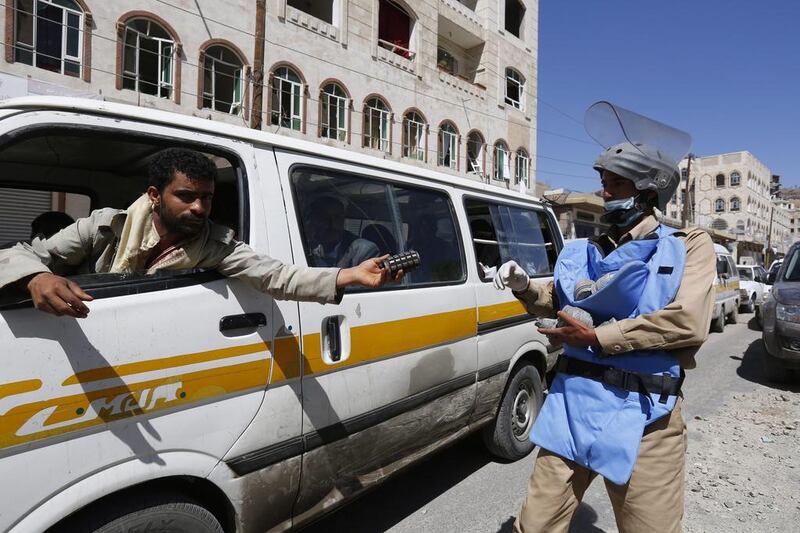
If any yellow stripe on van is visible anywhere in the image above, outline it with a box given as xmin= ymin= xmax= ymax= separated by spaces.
xmin=302 ymin=308 xmax=477 ymax=374
xmin=1 ymin=358 xmax=268 ymax=449
xmin=0 ymin=379 xmax=42 ymax=400
xmin=62 ymin=342 xmax=268 ymax=385
xmin=477 ymin=300 xmax=527 ymax=324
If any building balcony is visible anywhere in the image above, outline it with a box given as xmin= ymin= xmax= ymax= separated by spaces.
xmin=439 ymin=0 xmax=484 ymax=36
xmin=436 ymin=67 xmax=485 ymax=101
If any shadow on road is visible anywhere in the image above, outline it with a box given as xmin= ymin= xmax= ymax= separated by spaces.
xmin=737 ymin=338 xmax=800 ymax=393
xmin=747 ymin=315 xmax=762 ymax=332
xmin=299 ymin=433 xmax=492 ymax=532
xmin=568 ymin=503 xmax=608 ymax=533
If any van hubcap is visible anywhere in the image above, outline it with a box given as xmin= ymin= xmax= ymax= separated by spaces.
xmin=512 ymin=382 xmax=533 ymax=441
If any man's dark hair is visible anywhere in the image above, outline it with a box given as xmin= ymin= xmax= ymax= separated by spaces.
xmin=148 ymin=148 xmax=218 ymax=193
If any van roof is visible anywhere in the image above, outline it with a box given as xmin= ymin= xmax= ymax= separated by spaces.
xmin=0 ymin=96 xmax=547 ymax=206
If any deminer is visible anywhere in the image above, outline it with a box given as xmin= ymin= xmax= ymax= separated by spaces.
xmin=494 ymin=101 xmax=716 ymax=532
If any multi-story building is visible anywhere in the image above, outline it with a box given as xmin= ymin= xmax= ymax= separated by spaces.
xmin=0 ymin=0 xmax=538 ymax=190
xmin=670 ymin=151 xmax=791 ymax=262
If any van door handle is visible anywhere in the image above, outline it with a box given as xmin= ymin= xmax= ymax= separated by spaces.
xmin=220 ymin=313 xmax=267 ymax=331
xmin=325 ymin=316 xmax=342 ymax=362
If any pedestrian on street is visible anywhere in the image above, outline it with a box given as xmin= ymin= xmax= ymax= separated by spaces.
xmin=494 ymin=101 xmax=717 ymax=533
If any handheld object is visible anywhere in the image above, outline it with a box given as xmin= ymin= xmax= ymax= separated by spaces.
xmin=380 ymin=250 xmax=421 ymax=276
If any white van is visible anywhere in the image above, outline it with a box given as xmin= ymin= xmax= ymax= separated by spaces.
xmin=710 ymin=243 xmax=740 ymax=332
xmin=0 ymin=97 xmax=562 ymax=532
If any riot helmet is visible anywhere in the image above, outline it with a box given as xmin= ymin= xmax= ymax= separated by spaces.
xmin=585 ymin=101 xmax=692 ymax=216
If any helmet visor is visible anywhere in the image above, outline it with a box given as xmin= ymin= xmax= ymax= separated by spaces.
xmin=584 ymin=101 xmax=692 ymax=167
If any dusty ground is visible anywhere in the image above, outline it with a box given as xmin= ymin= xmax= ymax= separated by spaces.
xmin=684 ymin=387 xmax=800 ymax=532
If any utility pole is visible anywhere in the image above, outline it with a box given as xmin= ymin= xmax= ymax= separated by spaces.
xmin=766 ymin=201 xmax=775 ymax=266
xmin=250 ymin=0 xmax=266 ymax=130
xmin=681 ymin=153 xmax=694 ymax=228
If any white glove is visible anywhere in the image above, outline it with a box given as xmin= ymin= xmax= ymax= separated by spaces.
xmin=493 ymin=260 xmax=529 ymax=291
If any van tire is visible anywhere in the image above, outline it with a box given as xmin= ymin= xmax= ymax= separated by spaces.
xmin=711 ymin=311 xmax=725 ymax=333
xmin=483 ymin=362 xmax=542 ymax=461
xmin=726 ymin=303 xmax=738 ymax=324
xmin=67 ymin=492 xmax=224 ymax=533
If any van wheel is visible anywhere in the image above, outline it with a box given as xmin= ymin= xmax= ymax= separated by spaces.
xmin=740 ymin=295 xmax=755 ymax=313
xmin=763 ymin=352 xmax=788 ymax=383
xmin=726 ymin=303 xmax=738 ymax=324
xmin=483 ymin=362 xmax=542 ymax=461
xmin=711 ymin=311 xmax=725 ymax=333
xmin=63 ymin=492 xmax=224 ymax=533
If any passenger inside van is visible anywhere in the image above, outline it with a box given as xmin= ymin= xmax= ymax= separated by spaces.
xmin=0 ymin=149 xmax=400 ymax=318
xmin=305 ymin=194 xmax=380 ymax=268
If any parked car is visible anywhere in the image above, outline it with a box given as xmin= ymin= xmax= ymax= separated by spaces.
xmin=767 ymin=258 xmax=784 ymax=284
xmin=737 ymin=264 xmax=768 ymax=316
xmin=710 ymin=244 xmax=741 ymax=332
xmin=0 ymin=97 xmax=562 ymax=532
xmin=761 ymin=243 xmax=800 ymax=382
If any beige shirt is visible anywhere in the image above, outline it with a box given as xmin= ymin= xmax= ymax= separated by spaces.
xmin=0 ymin=196 xmax=344 ymax=305
xmin=514 ymin=215 xmax=716 ymax=369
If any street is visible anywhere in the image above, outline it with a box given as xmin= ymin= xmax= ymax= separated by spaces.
xmin=302 ymin=312 xmax=799 ymax=532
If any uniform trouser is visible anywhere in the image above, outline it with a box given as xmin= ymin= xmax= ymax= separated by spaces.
xmin=513 ymin=396 xmax=687 ymax=533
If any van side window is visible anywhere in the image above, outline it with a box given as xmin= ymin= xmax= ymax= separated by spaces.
xmin=0 ymin=127 xmax=246 ymax=305
xmin=290 ymin=167 xmax=465 ymax=289
xmin=465 ymin=198 xmax=557 ymax=281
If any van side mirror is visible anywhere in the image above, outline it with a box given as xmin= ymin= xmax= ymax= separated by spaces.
xmin=716 ymin=259 xmax=727 ymax=275
xmin=767 ymin=272 xmax=777 ymax=284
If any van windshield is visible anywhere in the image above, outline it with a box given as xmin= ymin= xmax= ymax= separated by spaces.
xmin=737 ymin=268 xmax=753 ymax=280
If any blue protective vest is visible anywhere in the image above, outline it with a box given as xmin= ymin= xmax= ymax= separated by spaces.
xmin=530 ymin=225 xmax=687 ymax=485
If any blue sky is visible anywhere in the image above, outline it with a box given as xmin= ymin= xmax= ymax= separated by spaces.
xmin=535 ymin=0 xmax=800 ymax=193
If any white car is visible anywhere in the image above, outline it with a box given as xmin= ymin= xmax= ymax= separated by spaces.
xmin=737 ymin=264 xmax=769 ymax=314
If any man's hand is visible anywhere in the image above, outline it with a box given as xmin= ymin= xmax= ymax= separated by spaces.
xmin=336 ymin=255 xmax=404 ymax=289
xmin=493 ymin=260 xmax=529 ymax=291
xmin=26 ymin=272 xmax=93 ymax=318
xmin=537 ymin=310 xmax=599 ymax=348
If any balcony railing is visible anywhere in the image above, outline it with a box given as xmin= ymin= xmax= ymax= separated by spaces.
xmin=377 ymin=39 xmax=416 ymax=60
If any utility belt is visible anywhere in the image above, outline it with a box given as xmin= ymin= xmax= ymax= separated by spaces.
xmin=556 ymin=355 xmax=684 ymax=404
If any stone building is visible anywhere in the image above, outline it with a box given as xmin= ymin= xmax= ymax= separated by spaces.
xmin=671 ymin=151 xmax=791 ymax=262
xmin=0 ymin=0 xmax=538 ymax=190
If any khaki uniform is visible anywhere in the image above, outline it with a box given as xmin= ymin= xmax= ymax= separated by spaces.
xmin=0 ymin=195 xmax=343 ymax=304
xmin=513 ymin=215 xmax=716 ymax=533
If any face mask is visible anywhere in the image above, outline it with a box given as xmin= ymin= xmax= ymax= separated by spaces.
xmin=602 ymin=195 xmax=643 ymax=226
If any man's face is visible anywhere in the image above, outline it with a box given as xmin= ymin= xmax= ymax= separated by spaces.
xmin=309 ymin=202 xmax=345 ymax=246
xmin=149 ymin=170 xmax=214 ymax=237
xmin=601 ymin=171 xmax=637 ymax=201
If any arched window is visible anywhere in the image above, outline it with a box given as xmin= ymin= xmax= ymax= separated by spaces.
xmin=363 ymin=96 xmax=391 ymax=153
xmin=493 ymin=140 xmax=511 ymax=181
xmin=505 ymin=68 xmax=524 ymax=110
xmin=320 ymin=82 xmax=349 ymax=141
xmin=730 ymin=171 xmax=741 ymax=187
xmin=466 ymin=130 xmax=485 ymax=176
xmin=402 ymin=110 xmax=427 ymax=161
xmin=715 ymin=173 xmax=725 ymax=188
xmin=270 ymin=65 xmax=304 ymax=131
xmin=515 ymin=148 xmax=530 ymax=186
xmin=730 ymin=197 xmax=740 ymax=211
xmin=11 ymin=0 xmax=89 ymax=79
xmin=438 ymin=121 xmax=459 ymax=170
xmin=201 ymin=43 xmax=245 ymax=115
xmin=120 ymin=17 xmax=177 ymax=100
xmin=715 ymin=198 xmax=725 ymax=212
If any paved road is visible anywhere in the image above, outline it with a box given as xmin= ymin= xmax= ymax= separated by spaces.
xmin=301 ymin=313 xmax=766 ymax=533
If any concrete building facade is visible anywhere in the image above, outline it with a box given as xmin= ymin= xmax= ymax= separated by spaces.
xmin=672 ymin=151 xmax=792 ymax=262
xmin=0 ymin=0 xmax=539 ymax=191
